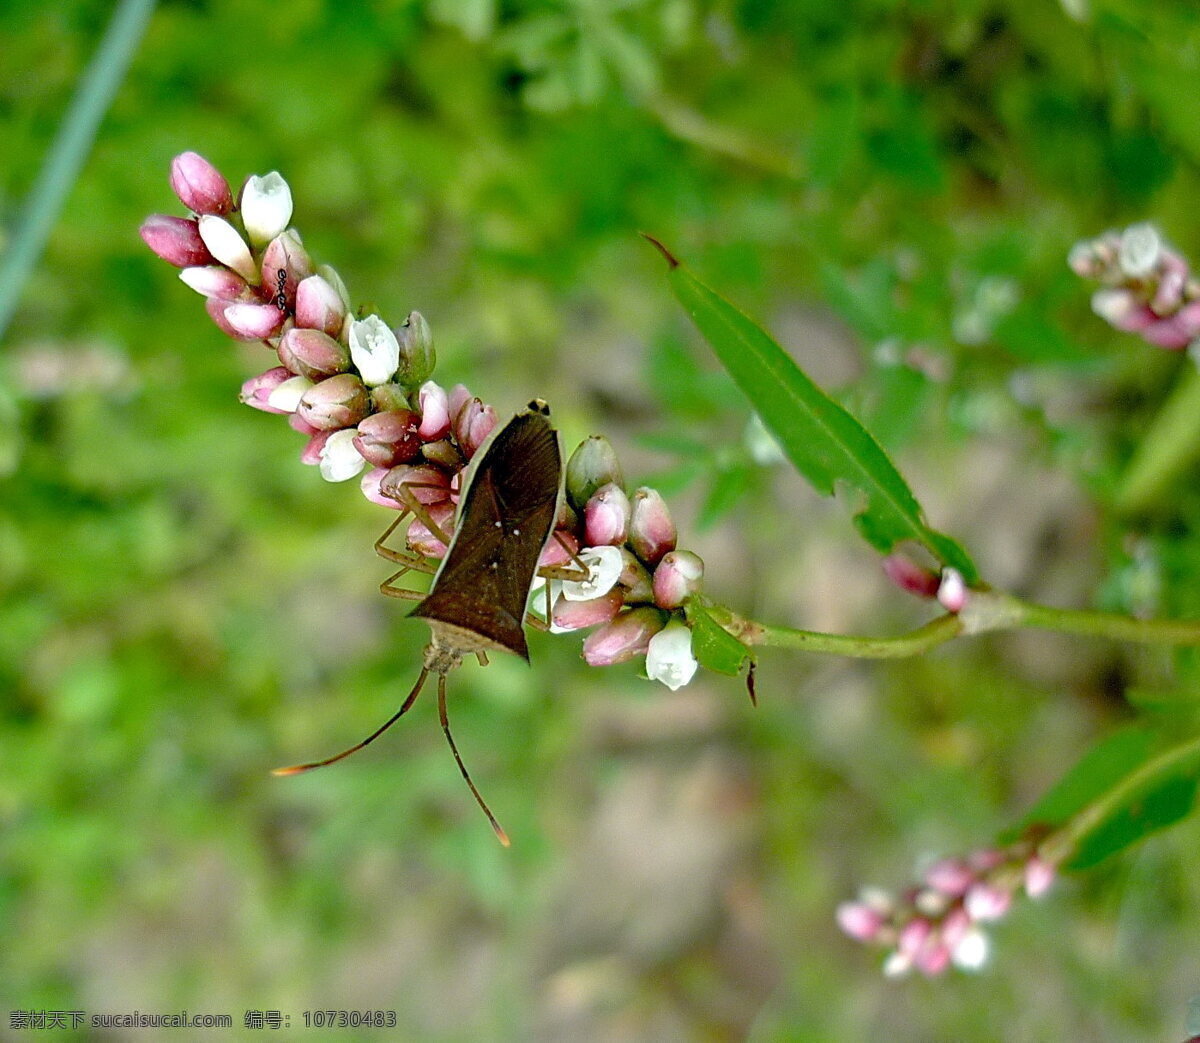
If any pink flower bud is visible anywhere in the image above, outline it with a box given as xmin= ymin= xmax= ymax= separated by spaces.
xmin=239 ymin=367 xmax=294 ymax=413
xmin=259 ymin=230 xmax=313 ymax=312
xmin=628 ymin=487 xmax=677 ymax=567
xmin=551 ymin=588 xmax=625 ymax=631
xmin=139 ymin=214 xmax=214 ymax=267
xmin=923 ymin=858 xmax=974 ymax=898
xmin=1151 ymin=250 xmax=1189 ymax=315
xmin=964 ymin=883 xmax=1012 ymax=922
xmin=407 ymin=502 xmax=456 ymax=558
xmin=294 ymin=274 xmax=346 ymax=337
xmin=379 ymin=463 xmax=452 ymax=507
xmin=939 ymin=906 xmax=973 ymax=950
xmin=453 ymin=396 xmax=498 ymax=458
xmin=417 ymin=381 xmax=451 ymax=440
xmin=1091 ymin=288 xmax=1156 ymax=333
xmin=296 ymin=373 xmax=371 ymax=430
xmin=566 ymin=435 xmax=625 ymax=510
xmin=896 ymin=918 xmax=931 ymax=957
xmin=835 ymin=901 xmax=886 ymax=942
xmin=288 ymin=412 xmax=320 ymax=436
xmin=205 ymin=298 xmax=254 ymax=340
xmin=882 ymin=554 xmax=941 ymax=598
xmin=1141 ymin=299 xmax=1200 ymax=349
xmin=582 ymin=606 xmax=667 ymax=666
xmin=169 ymin=151 xmax=233 ymax=215
xmin=277 ymin=328 xmax=350 ymax=380
xmin=223 ymin=301 xmax=286 ymax=339
xmin=178 ymin=265 xmax=248 ymax=301
xmin=361 ymin=468 xmax=400 ymax=509
xmin=539 ymin=531 xmax=578 ymax=569
xmin=448 ymin=383 xmax=472 ymax=420
xmin=353 ymin=410 xmax=422 ymax=468
xmin=584 ymin=483 xmax=631 ymax=546
xmin=914 ymin=938 xmax=952 ymax=977
xmin=300 ymin=429 xmax=333 ymax=466
xmin=652 ymin=550 xmax=704 ymax=609
xmin=966 ymin=847 xmax=1006 ymax=872
xmin=1023 ymin=857 xmax=1056 ymax=898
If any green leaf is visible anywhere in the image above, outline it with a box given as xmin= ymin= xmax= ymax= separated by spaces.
xmin=1016 ymin=728 xmax=1157 ymax=832
xmin=685 ymin=600 xmax=751 ymax=677
xmin=649 ymin=239 xmax=977 ymax=582
xmin=1015 ymin=727 xmax=1200 ymax=870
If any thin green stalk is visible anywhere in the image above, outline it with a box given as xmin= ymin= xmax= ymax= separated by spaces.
xmin=1016 ymin=599 xmax=1200 ymax=645
xmin=0 ymin=0 xmax=156 ymax=340
xmin=716 ymin=608 xmax=964 ymax=658
xmin=1116 ymin=358 xmax=1200 ymax=515
xmin=713 ymin=588 xmax=1200 ymax=663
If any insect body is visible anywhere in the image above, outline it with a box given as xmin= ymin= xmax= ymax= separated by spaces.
xmin=274 ymin=401 xmax=562 ymax=845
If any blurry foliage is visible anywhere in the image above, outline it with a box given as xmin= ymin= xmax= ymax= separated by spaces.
xmin=4 ymin=0 xmax=1200 ymax=1036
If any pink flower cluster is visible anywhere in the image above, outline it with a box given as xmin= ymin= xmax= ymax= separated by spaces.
xmin=836 ymin=838 xmax=1057 ymax=977
xmin=141 ymin=152 xmax=707 ymax=688
xmin=1069 ymin=223 xmax=1200 ymax=351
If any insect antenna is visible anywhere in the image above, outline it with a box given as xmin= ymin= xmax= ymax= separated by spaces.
xmin=272 ymin=668 xmax=431 ymax=776
xmin=437 ymin=671 xmax=510 ymax=847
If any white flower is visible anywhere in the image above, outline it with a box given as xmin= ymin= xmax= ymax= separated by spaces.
xmin=241 ymin=172 xmax=294 ymax=246
xmin=1090 ymin=287 xmax=1136 ymax=324
xmin=936 ymin=567 xmax=967 ymax=613
xmin=528 ymin=577 xmax=570 ymax=633
xmin=1118 ymin=222 xmax=1160 ymax=279
xmin=197 ymin=215 xmax=257 ymax=283
xmin=950 ymin=927 xmax=990 ymax=971
xmin=349 ymin=315 xmax=401 ymax=387
xmin=318 ymin=428 xmax=366 ymax=482
xmin=560 ymin=544 xmax=623 ymax=601
xmin=266 ymin=374 xmax=314 ymax=413
xmin=645 ymin=620 xmax=698 ymax=690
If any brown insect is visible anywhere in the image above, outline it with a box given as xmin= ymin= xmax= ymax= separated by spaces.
xmin=274 ymin=400 xmax=567 ymax=845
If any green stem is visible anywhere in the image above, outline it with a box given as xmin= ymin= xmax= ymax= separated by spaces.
xmin=712 ymin=606 xmax=964 ymax=658
xmin=1015 ymin=599 xmax=1200 ymax=645
xmin=711 ymin=589 xmax=1200 ymax=662
xmin=0 ymin=0 xmax=156 ymax=339
xmin=1115 ymin=358 xmax=1200 ymax=515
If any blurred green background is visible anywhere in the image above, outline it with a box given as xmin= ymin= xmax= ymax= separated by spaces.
xmin=4 ymin=0 xmax=1200 ymax=1038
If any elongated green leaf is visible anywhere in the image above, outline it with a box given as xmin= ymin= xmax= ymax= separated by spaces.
xmin=1014 ymin=728 xmax=1157 ymax=832
xmin=685 ymin=599 xmax=751 ymax=676
xmin=649 ymin=239 xmax=977 ymax=582
xmin=1015 ymin=727 xmax=1200 ymax=870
